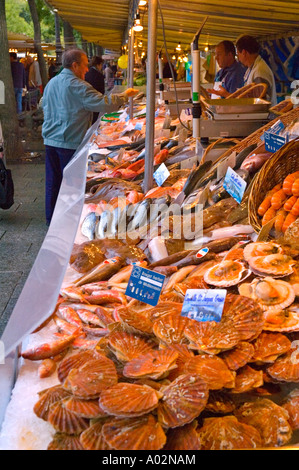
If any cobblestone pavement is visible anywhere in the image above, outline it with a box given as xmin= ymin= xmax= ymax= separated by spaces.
xmin=0 ymin=150 xmax=48 ymax=338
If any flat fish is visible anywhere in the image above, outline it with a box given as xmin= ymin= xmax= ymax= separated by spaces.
xmin=81 ymin=212 xmax=99 ymax=240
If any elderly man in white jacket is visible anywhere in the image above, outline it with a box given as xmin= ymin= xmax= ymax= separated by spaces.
xmin=236 ymin=35 xmax=277 ymax=106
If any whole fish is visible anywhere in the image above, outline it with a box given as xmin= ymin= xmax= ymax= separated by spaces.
xmin=95 ymin=210 xmax=114 ymax=239
xmin=81 ymin=212 xmax=99 ymax=241
xmin=21 ymin=330 xmax=81 ymax=361
xmin=181 ymin=160 xmax=213 ymax=198
xmin=86 ymin=180 xmax=141 ymax=203
xmin=74 ymin=256 xmax=125 ymax=287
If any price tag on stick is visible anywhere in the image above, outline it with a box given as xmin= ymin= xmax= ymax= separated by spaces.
xmin=126 ymin=265 xmax=165 ymax=307
xmin=181 ymin=289 xmax=227 ymax=323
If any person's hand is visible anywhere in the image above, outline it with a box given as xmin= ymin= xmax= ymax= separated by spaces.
xmin=206 ymin=85 xmax=229 ymax=98
xmin=123 ymin=88 xmax=139 ymax=98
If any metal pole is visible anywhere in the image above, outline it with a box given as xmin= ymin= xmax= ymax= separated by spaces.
xmin=144 ymin=0 xmax=158 ymax=194
xmin=129 ymin=27 xmax=135 ymax=120
xmin=158 ymin=51 xmax=164 ymax=102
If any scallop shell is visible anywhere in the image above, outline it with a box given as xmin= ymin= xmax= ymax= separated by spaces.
xmin=166 ymin=344 xmax=195 ymax=381
xmin=235 ymin=398 xmax=292 ymax=447
xmin=184 ymin=319 xmax=240 ymax=355
xmin=152 ymin=313 xmax=191 ymax=346
xmin=63 ymin=396 xmax=107 ymax=419
xmin=80 ymin=420 xmax=111 ymax=450
xmin=282 ymin=389 xmax=299 ymax=430
xmin=48 ymin=433 xmax=85 ymax=451
xmin=204 ymin=260 xmax=250 ymax=287
xmin=102 ymin=415 xmax=167 ymax=450
xmin=123 ymin=348 xmax=179 ymax=380
xmin=230 ymin=365 xmax=264 ymax=394
xmin=174 ymin=276 xmax=209 ymax=295
xmin=57 ymin=350 xmax=98 ymax=384
xmin=47 ymin=401 xmax=89 ymax=434
xmin=248 ymin=254 xmax=295 ymax=278
xmin=99 ymin=383 xmax=162 ymax=417
xmin=157 ymin=374 xmax=209 ymax=428
xmin=107 ymin=330 xmax=156 ymax=362
xmin=183 ymin=355 xmax=236 ymax=390
xmin=239 ymin=277 xmax=295 ymax=312
xmin=221 ymin=342 xmax=255 ymax=371
xmin=64 ymin=355 xmax=118 ymax=398
xmin=164 ymin=422 xmax=201 ymax=450
xmin=267 ymin=348 xmax=299 ymax=382
xmin=205 ymin=391 xmax=236 ymax=415
xmin=33 ymin=385 xmax=71 ymax=421
xmin=114 ymin=307 xmax=153 ymax=335
xmin=243 ymin=242 xmax=284 ymax=262
xmin=198 ymin=416 xmax=262 ymax=450
xmin=262 ymin=305 xmax=299 ymax=332
xmin=222 ymin=294 xmax=264 ymax=342
xmin=251 ymin=331 xmax=292 ymax=363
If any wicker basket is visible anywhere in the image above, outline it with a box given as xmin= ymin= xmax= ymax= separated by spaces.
xmin=248 ymin=137 xmax=299 ymax=234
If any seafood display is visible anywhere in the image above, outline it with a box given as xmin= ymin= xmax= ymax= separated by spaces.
xmin=2 ymin=96 xmax=299 ymax=452
xmin=258 ymin=171 xmax=299 ymax=234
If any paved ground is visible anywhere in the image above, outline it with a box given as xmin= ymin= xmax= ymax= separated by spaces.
xmin=0 ymin=125 xmax=48 ymax=338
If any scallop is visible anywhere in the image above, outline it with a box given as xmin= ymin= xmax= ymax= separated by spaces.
xmin=164 ymin=422 xmax=201 ymax=450
xmin=243 ymin=242 xmax=284 ymax=262
xmin=235 ymin=399 xmax=292 ymax=447
xmin=33 ymin=385 xmax=71 ymax=421
xmin=80 ymin=420 xmax=111 ymax=451
xmin=107 ymin=330 xmax=156 ymax=362
xmin=221 ymin=342 xmax=255 ymax=371
xmin=183 ymin=354 xmax=236 ymax=390
xmin=282 ymin=389 xmax=299 ymax=430
xmin=152 ymin=313 xmax=191 ymax=346
xmin=198 ymin=416 xmax=262 ymax=450
xmin=99 ymin=383 xmax=162 ymax=417
xmin=248 ymin=254 xmax=295 ymax=278
xmin=230 ymin=365 xmax=264 ymax=394
xmin=123 ymin=348 xmax=179 ymax=380
xmin=239 ymin=277 xmax=295 ymax=312
xmin=204 ymin=260 xmax=251 ymax=287
xmin=102 ymin=414 xmax=167 ymax=450
xmin=63 ymin=355 xmax=118 ymax=399
xmin=114 ymin=306 xmax=153 ymax=335
xmin=251 ymin=331 xmax=292 ymax=363
xmin=57 ymin=350 xmax=99 ymax=384
xmin=48 ymin=433 xmax=85 ymax=451
xmin=47 ymin=401 xmax=89 ymax=435
xmin=184 ymin=319 xmax=240 ymax=355
xmin=267 ymin=348 xmax=299 ymax=382
xmin=205 ymin=391 xmax=236 ymax=415
xmin=157 ymin=374 xmax=209 ymax=428
xmin=63 ymin=396 xmax=107 ymax=419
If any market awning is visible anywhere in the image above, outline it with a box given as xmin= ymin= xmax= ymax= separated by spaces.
xmin=8 ymin=32 xmax=56 ymax=52
xmin=45 ymin=0 xmax=299 ymax=51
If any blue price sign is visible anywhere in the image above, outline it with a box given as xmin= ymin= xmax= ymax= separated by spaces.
xmin=264 ymin=132 xmax=288 ymax=153
xmin=181 ymin=289 xmax=227 ymax=323
xmin=223 ymin=167 xmax=247 ymax=204
xmin=125 ymin=265 xmax=166 ymax=307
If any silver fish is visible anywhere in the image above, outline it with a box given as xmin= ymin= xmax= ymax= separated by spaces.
xmin=81 ymin=212 xmax=98 ymax=240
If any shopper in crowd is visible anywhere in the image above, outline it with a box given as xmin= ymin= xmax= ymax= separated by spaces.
xmin=85 ymin=56 xmax=105 ymax=124
xmin=162 ymin=55 xmax=177 ymax=80
xmin=42 ymin=48 xmax=135 ymax=226
xmin=236 ymin=35 xmax=277 ymax=105
xmin=10 ymin=52 xmax=26 ymax=115
xmin=27 ymin=56 xmax=42 ymax=93
xmin=48 ymin=59 xmax=57 ymax=80
xmin=206 ymin=40 xmax=246 ymax=98
xmin=104 ymin=62 xmax=115 ymax=90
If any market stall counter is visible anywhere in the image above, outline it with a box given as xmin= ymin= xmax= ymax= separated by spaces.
xmin=1 ymin=98 xmax=299 ymax=450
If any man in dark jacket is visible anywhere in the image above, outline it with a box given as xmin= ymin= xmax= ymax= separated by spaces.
xmin=85 ymin=56 xmax=105 ymax=123
xmin=10 ymin=52 xmax=26 ymax=114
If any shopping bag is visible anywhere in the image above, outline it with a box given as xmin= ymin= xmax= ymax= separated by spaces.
xmin=0 ymin=157 xmax=14 ymax=210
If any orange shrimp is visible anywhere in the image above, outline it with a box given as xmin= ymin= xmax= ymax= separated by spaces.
xmin=292 ymin=178 xmax=299 ymax=197
xmin=284 ymin=195 xmax=298 ymax=212
xmin=258 ymin=195 xmax=272 ymax=217
xmin=271 ymin=189 xmax=287 ymax=210
xmin=282 ymin=213 xmax=297 ymax=233
xmin=262 ymin=207 xmax=277 ymax=226
xmin=283 ymin=172 xmax=299 ymax=195
xmin=291 ymin=199 xmax=299 ymax=217
xmin=274 ymin=209 xmax=287 ymax=233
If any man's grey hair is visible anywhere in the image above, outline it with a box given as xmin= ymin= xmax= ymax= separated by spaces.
xmin=62 ymin=48 xmax=87 ymax=69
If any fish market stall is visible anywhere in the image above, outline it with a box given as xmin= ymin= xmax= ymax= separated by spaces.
xmin=1 ymin=95 xmax=299 ymax=449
